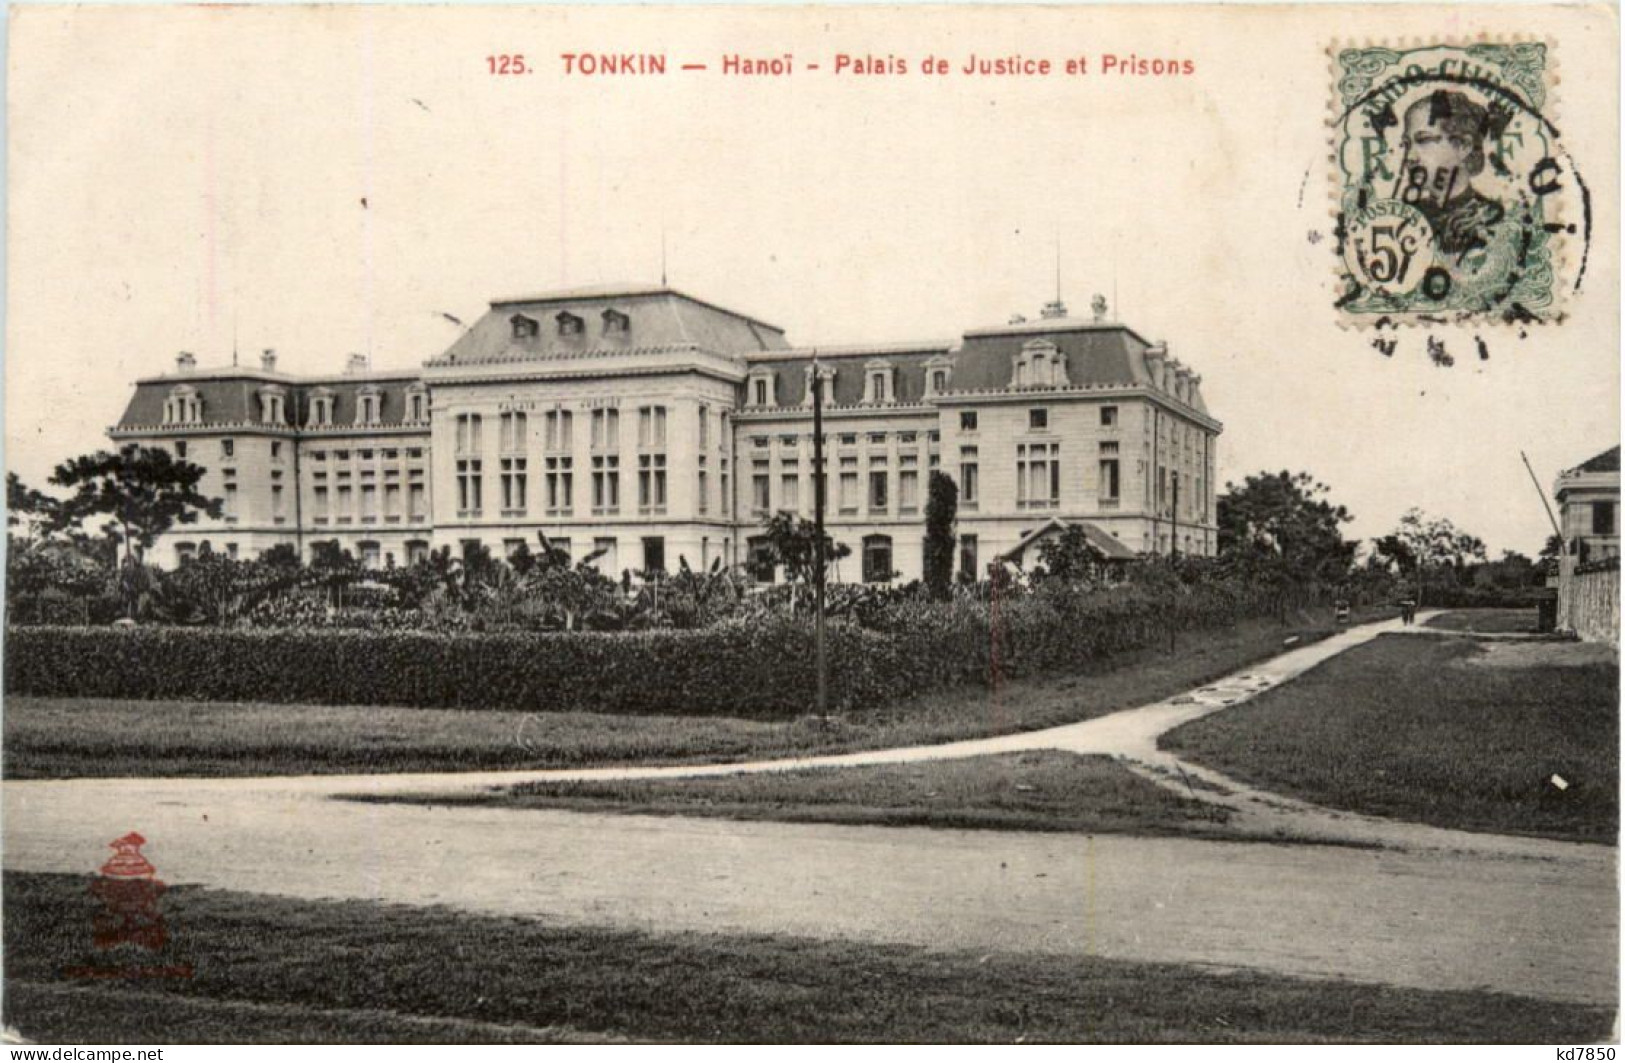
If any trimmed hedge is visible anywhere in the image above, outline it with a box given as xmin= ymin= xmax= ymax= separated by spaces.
xmin=5 ymin=580 xmax=1288 ymax=717
xmin=4 ymin=621 xmax=907 ymax=719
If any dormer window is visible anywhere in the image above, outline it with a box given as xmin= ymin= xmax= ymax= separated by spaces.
xmin=747 ymin=368 xmax=777 ymax=408
xmin=258 ymin=385 xmax=287 ymax=425
xmin=924 ymin=354 xmax=954 ymax=398
xmin=602 ymin=308 xmax=630 ymax=335
xmin=863 ymin=360 xmax=897 ymax=405
xmin=556 ymin=312 xmax=585 ymax=337
xmin=511 ymin=314 xmax=540 ymax=340
xmin=357 ymin=385 xmax=383 ymax=426
xmin=1013 ymin=339 xmax=1067 ymax=389
xmin=802 ymin=364 xmax=837 ymax=407
xmin=406 ymin=383 xmax=428 ymax=422
xmin=308 ymin=387 xmax=335 ymax=427
xmin=164 ymin=385 xmax=203 ymax=425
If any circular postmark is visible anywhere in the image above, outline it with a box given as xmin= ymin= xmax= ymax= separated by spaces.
xmin=1331 ymin=43 xmax=1590 ymax=326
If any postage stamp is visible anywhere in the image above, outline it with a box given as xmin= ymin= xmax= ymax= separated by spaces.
xmin=1331 ymin=41 xmax=1590 ymax=327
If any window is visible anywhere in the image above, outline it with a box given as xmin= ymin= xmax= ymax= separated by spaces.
xmin=869 ymin=372 xmax=888 ymax=403
xmin=545 ymin=409 xmax=573 ymax=451
xmin=637 ymin=406 xmax=668 ymax=448
xmin=698 ymin=468 xmax=709 ymax=515
xmin=781 ymin=472 xmax=800 ymax=512
xmin=931 ymin=369 xmax=948 ymax=393
xmin=503 ymin=538 xmax=528 ymax=560
xmin=501 ymin=457 xmax=528 ymax=513
xmin=408 ymin=483 xmax=427 ymax=521
xmin=959 ymin=534 xmax=979 ymax=580
xmin=456 ymin=459 xmax=483 ymax=515
xmin=165 ymin=386 xmax=204 ymax=425
xmin=456 ymin=413 xmax=483 ymax=454
xmin=899 ymin=468 xmax=919 ymax=512
xmin=511 ymin=314 xmax=539 ymax=339
xmin=220 ymin=439 xmax=235 ymax=459
xmin=1099 ymin=458 xmax=1121 ymax=502
xmin=868 ymin=432 xmax=887 ymax=446
xmin=336 ymin=484 xmax=353 ymax=522
xmin=357 ymin=388 xmax=382 ymax=425
xmin=406 ymin=540 xmax=430 ymax=566
xmin=638 ymin=454 xmax=667 ymax=513
xmin=223 ymin=481 xmax=238 ymax=521
xmin=272 ymin=484 xmax=286 ymax=522
xmin=407 ymin=387 xmax=427 ymax=422
xmin=1018 ymin=443 xmax=1061 ymax=509
xmin=752 ymin=462 xmax=771 ymax=514
xmin=546 ymin=457 xmax=574 ymax=515
xmin=839 ymin=433 xmax=857 ymax=447
xmin=748 ymin=537 xmax=776 ymax=583
xmin=839 ymin=471 xmax=859 ymax=514
xmin=313 ymin=485 xmax=330 ymax=522
xmin=592 ymin=455 xmax=620 ymax=514
xmin=1099 ymin=441 xmax=1120 ymax=455
xmin=1029 ymin=408 xmax=1049 ymax=431
xmin=1101 ymin=405 xmax=1119 ymax=427
xmin=384 ymin=483 xmax=401 ymax=521
xmin=309 ymin=390 xmax=334 ymax=427
xmin=1595 ymin=501 xmax=1617 ymax=536
xmin=593 ymin=537 xmax=619 ymax=576
xmin=642 ymin=537 xmax=666 ymax=575
xmin=270 ymin=441 xmax=282 ymax=462
xmin=603 ymin=308 xmax=630 ymax=335
xmin=499 ymin=411 xmax=527 ymax=453
xmin=698 ymin=405 xmax=710 ymax=449
xmin=175 ymin=441 xmax=188 ymax=459
xmin=960 ymin=411 xmax=978 ymax=432
xmin=360 ymin=484 xmax=377 ymax=522
xmin=556 ymin=312 xmax=584 ymax=337
xmin=259 ymin=387 xmax=287 ymax=424
xmin=590 ymin=408 xmax=620 ymax=450
xmin=862 ymin=535 xmax=894 ymax=583
xmin=959 ymin=447 xmax=979 ymax=507
xmin=869 ymin=469 xmax=889 ymax=512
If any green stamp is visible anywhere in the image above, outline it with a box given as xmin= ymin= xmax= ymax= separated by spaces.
xmin=1331 ymin=41 xmax=1589 ymax=326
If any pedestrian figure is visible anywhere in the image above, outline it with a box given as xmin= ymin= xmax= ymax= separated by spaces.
xmin=1398 ymin=595 xmax=1417 ymax=625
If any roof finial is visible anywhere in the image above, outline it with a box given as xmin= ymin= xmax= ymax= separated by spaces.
xmin=661 ymin=228 xmax=668 ymax=287
xmin=1039 ymin=234 xmax=1067 ymax=319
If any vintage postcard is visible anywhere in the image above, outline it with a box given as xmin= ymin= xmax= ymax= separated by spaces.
xmin=3 ymin=2 xmax=1618 ymax=1049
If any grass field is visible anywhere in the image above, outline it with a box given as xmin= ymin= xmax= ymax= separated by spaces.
xmin=5 ymin=871 xmax=1607 ymax=1043
xmin=1161 ymin=633 xmax=1619 ymax=844
xmin=1424 ymin=608 xmax=1542 ymax=634
xmin=5 ymin=611 xmax=1365 ymax=779
xmin=361 ymin=750 xmax=1255 ymax=841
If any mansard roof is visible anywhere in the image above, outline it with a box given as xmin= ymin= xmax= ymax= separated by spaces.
xmin=426 ymin=285 xmax=789 ymax=368
xmin=115 ymin=367 xmax=424 ymax=431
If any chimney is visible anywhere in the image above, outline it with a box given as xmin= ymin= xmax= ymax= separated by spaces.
xmin=261 ymin=348 xmax=278 ymax=372
xmin=1091 ymin=294 xmax=1109 ymax=323
xmin=346 ymin=352 xmax=370 ymax=375
xmin=1172 ymin=363 xmax=1192 ymax=402
xmin=1040 ymin=299 xmax=1068 ymax=320
xmin=176 ymin=351 xmax=197 ymax=373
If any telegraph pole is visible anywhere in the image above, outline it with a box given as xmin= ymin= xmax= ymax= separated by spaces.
xmin=1171 ymin=471 xmax=1180 ymax=558
xmin=812 ymin=354 xmax=828 ymax=719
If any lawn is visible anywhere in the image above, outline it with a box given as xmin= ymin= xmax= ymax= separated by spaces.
xmin=4 ymin=871 xmax=1608 ymax=1043
xmin=360 ymin=751 xmax=1250 ymax=841
xmin=5 ymin=611 xmax=1367 ymax=779
xmin=1424 ymin=608 xmax=1542 ymax=634
xmin=1161 ymin=634 xmax=1619 ymax=844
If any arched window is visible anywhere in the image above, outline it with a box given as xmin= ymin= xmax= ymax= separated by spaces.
xmin=746 ymin=369 xmax=777 ymax=408
xmin=924 ymin=355 xmax=954 ymax=398
xmin=357 ymin=385 xmax=383 ymax=426
xmin=406 ymin=383 xmax=428 ymax=422
xmin=258 ymin=385 xmax=287 ymax=425
xmin=802 ymin=364 xmax=837 ymax=407
xmin=308 ymin=387 xmax=335 ymax=427
xmin=164 ymin=385 xmax=203 ymax=425
xmin=1013 ymin=340 xmax=1066 ymax=388
xmin=863 ymin=360 xmax=896 ymax=405
xmin=862 ymin=534 xmax=894 ymax=583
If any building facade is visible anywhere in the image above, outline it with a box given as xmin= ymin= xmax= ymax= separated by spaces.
xmin=111 ymin=285 xmax=1222 ymax=581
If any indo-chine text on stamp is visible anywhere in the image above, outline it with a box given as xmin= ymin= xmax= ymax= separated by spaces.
xmin=1332 ymin=42 xmax=1589 ymax=327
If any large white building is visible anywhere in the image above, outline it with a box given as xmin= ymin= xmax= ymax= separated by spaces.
xmin=111 ymin=284 xmax=1222 ymax=582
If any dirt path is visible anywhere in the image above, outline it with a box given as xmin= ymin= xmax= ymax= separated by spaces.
xmin=3 ymin=613 xmax=1615 ymax=1007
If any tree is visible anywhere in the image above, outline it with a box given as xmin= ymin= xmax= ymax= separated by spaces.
xmin=1217 ymin=470 xmax=1356 ymax=584
xmin=922 ymin=471 xmax=958 ymax=599
xmin=1034 ymin=525 xmax=1110 ymax=584
xmin=49 ymin=445 xmax=222 ymax=567
xmin=1391 ymin=508 xmax=1488 ymax=586
xmin=757 ymin=512 xmax=852 ymax=587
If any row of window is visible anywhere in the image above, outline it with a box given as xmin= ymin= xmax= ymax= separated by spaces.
xmin=511 ymin=308 xmax=630 ymax=341
xmin=454 ymin=408 xmax=678 ymax=455
xmin=164 ymin=385 xmax=430 ymax=427
xmin=311 ymin=482 xmax=430 ymax=524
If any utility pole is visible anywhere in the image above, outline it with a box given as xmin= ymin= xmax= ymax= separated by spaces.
xmin=812 ymin=355 xmax=828 ymax=719
xmin=1171 ymin=471 xmax=1180 ymax=559
xmin=1521 ymin=450 xmax=1565 ymax=546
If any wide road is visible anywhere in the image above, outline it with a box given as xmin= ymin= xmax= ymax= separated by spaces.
xmin=4 ymin=770 xmax=1615 ymax=1006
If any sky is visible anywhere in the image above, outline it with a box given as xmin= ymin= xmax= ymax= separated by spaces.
xmin=7 ymin=3 xmax=1619 ymax=557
